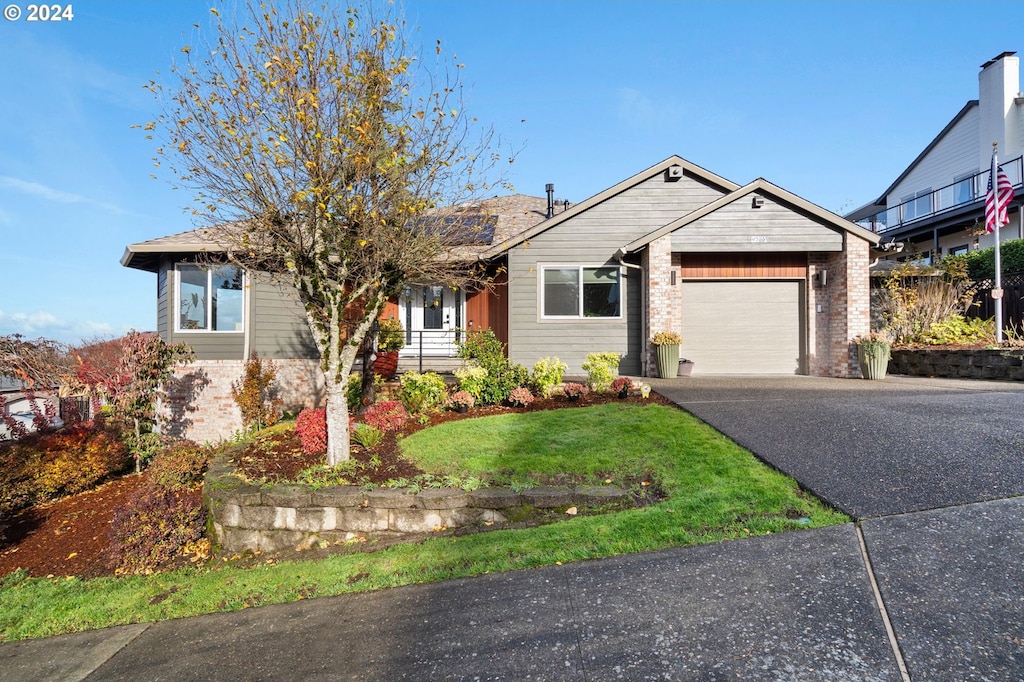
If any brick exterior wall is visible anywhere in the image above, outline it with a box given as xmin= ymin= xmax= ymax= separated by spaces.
xmin=643 ymin=236 xmax=680 ymax=376
xmin=160 ymin=358 xmax=326 ymax=443
xmin=645 ymin=235 xmax=872 ymax=379
xmin=806 ymin=237 xmax=871 ymax=378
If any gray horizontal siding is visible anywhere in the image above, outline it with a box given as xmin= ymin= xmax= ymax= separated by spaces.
xmin=504 ymin=172 xmax=716 ymax=375
xmin=672 ymin=198 xmax=844 ymax=252
xmin=157 ymin=261 xmax=169 ymax=339
xmin=250 ymin=275 xmax=318 ymax=360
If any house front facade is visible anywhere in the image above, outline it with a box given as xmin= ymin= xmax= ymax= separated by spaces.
xmin=845 ymin=51 xmax=1024 ymax=262
xmin=123 ymin=156 xmax=877 ymax=442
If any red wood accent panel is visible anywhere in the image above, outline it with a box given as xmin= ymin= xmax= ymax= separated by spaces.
xmin=464 ymin=267 xmax=509 ymax=349
xmin=679 ymin=253 xmax=807 ymax=278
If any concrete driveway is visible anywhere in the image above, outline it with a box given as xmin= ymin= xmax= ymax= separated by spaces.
xmin=651 ymin=375 xmax=1024 ymax=519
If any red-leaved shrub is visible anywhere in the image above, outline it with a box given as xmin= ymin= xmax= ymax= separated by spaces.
xmin=0 ymin=423 xmax=129 ymax=518
xmin=107 ymin=484 xmax=204 ymax=575
xmin=106 ymin=441 xmax=210 ymax=575
xmin=295 ymin=407 xmax=328 ymax=454
xmin=361 ymin=400 xmax=408 ymax=433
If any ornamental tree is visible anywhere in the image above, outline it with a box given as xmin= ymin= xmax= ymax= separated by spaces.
xmin=147 ymin=0 xmax=507 ymax=464
xmin=113 ymin=331 xmax=193 ymax=473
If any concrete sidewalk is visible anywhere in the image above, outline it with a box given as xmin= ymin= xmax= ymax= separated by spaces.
xmin=4 ymin=375 xmax=1024 ymax=680
xmin=4 ymin=525 xmax=903 ymax=681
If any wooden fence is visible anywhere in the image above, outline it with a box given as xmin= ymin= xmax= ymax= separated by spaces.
xmin=966 ymin=271 xmax=1024 ymax=334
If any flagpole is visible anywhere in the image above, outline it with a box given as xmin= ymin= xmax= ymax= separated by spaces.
xmin=992 ymin=143 xmax=1004 ymax=343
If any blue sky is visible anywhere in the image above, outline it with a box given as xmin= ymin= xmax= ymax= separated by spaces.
xmin=0 ymin=0 xmax=1020 ymax=344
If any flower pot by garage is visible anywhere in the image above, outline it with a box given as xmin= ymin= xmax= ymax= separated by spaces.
xmin=373 ymin=350 xmax=399 ymax=380
xmin=677 ymin=360 xmax=694 ymax=377
xmin=655 ymin=344 xmax=680 ymax=379
xmin=857 ymin=343 xmax=890 ymax=380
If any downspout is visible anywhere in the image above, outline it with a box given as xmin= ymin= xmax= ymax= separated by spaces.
xmin=615 ymin=247 xmax=645 ymax=377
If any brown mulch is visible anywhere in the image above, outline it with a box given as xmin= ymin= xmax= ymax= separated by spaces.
xmin=0 ymin=474 xmax=150 ymax=579
xmin=0 ymin=391 xmax=676 ymax=579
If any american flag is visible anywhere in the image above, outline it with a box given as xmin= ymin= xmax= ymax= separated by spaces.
xmin=985 ymin=151 xmax=1015 ymax=233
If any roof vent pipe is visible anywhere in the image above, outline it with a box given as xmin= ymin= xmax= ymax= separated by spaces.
xmin=546 ymin=183 xmax=555 ymax=218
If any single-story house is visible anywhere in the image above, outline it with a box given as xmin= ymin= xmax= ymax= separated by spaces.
xmin=123 ymin=155 xmax=878 ymax=442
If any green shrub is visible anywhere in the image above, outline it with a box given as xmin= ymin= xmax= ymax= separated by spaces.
xmin=947 ymin=238 xmax=1024 ymax=280
xmin=453 ymin=365 xmax=488 ymax=399
xmin=346 ymin=373 xmax=383 ymax=413
xmin=531 ymin=357 xmax=567 ymax=397
xmin=455 ymin=330 xmax=528 ymax=404
xmin=916 ymin=314 xmax=995 ymax=345
xmin=398 ymin=371 xmax=447 ymax=413
xmin=351 ymin=423 xmax=384 ymax=449
xmin=581 ymin=352 xmax=621 ymax=392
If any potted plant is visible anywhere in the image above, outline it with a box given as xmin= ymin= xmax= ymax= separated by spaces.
xmin=445 ymin=390 xmax=475 ymax=413
xmin=853 ymin=331 xmax=891 ymax=380
xmin=610 ymin=376 xmax=632 ymax=398
xmin=374 ymin=317 xmax=405 ymax=380
xmin=650 ymin=331 xmax=682 ymax=379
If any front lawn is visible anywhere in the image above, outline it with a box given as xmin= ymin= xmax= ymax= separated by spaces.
xmin=0 ymin=401 xmax=846 ymax=642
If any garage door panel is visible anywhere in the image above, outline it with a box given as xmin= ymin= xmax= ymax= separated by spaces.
xmin=680 ymin=281 xmax=803 ymax=374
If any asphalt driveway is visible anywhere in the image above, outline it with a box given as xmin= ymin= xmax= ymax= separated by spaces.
xmin=651 ymin=375 xmax=1024 ymax=518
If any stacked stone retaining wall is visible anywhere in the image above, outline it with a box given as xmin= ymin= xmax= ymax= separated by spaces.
xmin=204 ymin=457 xmax=629 ymax=553
xmin=889 ymin=348 xmax=1024 ymax=381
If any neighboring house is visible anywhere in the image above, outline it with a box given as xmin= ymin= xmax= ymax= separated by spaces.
xmin=845 ymin=51 xmax=1024 ymax=262
xmin=0 ymin=375 xmax=57 ymax=440
xmin=123 ymin=155 xmax=877 ymax=442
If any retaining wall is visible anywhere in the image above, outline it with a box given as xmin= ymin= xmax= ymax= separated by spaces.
xmin=889 ymin=348 xmax=1024 ymax=381
xmin=204 ymin=457 xmax=629 ymax=553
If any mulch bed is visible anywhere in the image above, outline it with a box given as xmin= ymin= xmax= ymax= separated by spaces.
xmin=0 ymin=391 xmax=676 ymax=579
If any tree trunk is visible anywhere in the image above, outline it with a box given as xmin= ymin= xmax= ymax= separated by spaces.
xmin=358 ymin=329 xmax=377 ymax=414
xmin=324 ymin=380 xmax=350 ymax=465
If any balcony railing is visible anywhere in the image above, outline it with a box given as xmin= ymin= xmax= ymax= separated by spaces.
xmin=854 ymin=155 xmax=1024 ymax=234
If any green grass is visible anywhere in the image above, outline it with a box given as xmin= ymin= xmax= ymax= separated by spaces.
xmin=0 ymin=403 xmax=847 ymax=642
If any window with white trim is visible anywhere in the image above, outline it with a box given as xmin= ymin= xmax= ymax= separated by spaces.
xmin=542 ymin=266 xmax=621 ymax=318
xmin=176 ymin=263 xmax=245 ymax=332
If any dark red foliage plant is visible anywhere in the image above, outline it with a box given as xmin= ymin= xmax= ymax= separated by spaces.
xmin=361 ymin=400 xmax=408 ymax=433
xmin=295 ymin=407 xmax=328 ymax=455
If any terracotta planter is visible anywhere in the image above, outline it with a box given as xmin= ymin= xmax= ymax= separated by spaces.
xmin=373 ymin=350 xmax=399 ymax=380
xmin=655 ymin=344 xmax=680 ymax=378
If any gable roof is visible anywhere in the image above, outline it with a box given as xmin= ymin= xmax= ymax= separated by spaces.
xmin=622 ymin=177 xmax=880 ymax=254
xmin=481 ymin=156 xmax=740 ymax=258
xmin=121 ymin=195 xmax=550 ymax=272
xmin=844 ymin=100 xmax=979 ymax=221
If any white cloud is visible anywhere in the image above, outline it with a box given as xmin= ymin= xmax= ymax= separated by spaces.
xmin=0 ymin=176 xmax=129 ymax=215
xmin=0 ymin=309 xmax=119 ymax=344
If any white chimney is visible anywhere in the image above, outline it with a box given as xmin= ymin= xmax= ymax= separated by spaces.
xmin=978 ymin=51 xmax=1020 ymax=170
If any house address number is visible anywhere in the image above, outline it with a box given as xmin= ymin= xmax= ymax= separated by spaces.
xmin=750 ymin=236 xmax=768 ymax=243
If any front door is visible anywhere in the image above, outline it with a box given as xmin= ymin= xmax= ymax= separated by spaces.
xmin=400 ymin=285 xmax=462 ymax=356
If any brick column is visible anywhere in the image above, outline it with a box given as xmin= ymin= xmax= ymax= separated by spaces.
xmin=808 ymin=237 xmax=870 ymax=378
xmin=643 ymin=236 xmax=680 ymax=376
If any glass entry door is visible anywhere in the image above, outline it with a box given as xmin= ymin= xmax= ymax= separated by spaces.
xmin=400 ymin=285 xmax=462 ymax=356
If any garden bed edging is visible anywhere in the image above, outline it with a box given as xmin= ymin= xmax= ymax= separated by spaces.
xmin=203 ymin=456 xmax=629 ymax=553
xmin=889 ymin=348 xmax=1024 ymax=381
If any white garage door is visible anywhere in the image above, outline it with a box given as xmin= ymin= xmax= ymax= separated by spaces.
xmin=680 ymin=280 xmax=803 ymax=374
